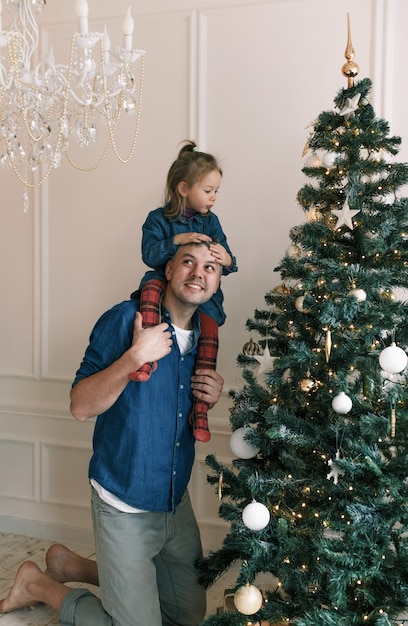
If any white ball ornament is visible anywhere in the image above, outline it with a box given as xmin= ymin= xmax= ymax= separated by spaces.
xmin=242 ymin=501 xmax=270 ymax=531
xmin=295 ymin=295 xmax=311 ymax=313
xmin=304 ymin=153 xmax=322 ymax=168
xmin=379 ymin=342 xmax=408 ymax=374
xmin=230 ymin=427 xmax=260 ymax=459
xmin=331 ymin=391 xmax=352 ymax=414
xmin=348 ymin=288 xmax=367 ymax=302
xmin=322 ymin=151 xmax=337 ymax=168
xmin=287 ymin=244 xmax=302 ymax=258
xmin=234 ymin=584 xmax=263 ymax=615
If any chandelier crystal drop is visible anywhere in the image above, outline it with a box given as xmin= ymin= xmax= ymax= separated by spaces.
xmin=0 ymin=0 xmax=146 ymax=189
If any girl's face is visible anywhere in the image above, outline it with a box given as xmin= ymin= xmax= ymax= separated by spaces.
xmin=179 ymin=170 xmax=222 ymax=214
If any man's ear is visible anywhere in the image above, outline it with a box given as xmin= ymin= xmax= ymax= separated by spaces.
xmin=177 ymin=181 xmax=188 ymax=197
xmin=165 ymin=260 xmax=172 ymax=281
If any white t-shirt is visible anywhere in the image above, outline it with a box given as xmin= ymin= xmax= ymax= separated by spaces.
xmin=91 ymin=324 xmax=194 ymax=513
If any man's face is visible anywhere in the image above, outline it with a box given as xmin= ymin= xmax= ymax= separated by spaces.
xmin=165 ymin=244 xmax=221 ymax=308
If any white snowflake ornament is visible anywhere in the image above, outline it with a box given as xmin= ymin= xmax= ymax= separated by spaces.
xmin=327 ymin=451 xmax=344 ymax=485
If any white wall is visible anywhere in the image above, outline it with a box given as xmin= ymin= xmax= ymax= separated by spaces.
xmin=0 ymin=0 xmax=407 ymax=551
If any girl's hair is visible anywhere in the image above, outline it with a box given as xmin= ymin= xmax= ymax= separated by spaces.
xmin=164 ymin=140 xmax=222 ymax=219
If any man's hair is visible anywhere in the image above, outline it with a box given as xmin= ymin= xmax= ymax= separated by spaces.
xmin=172 ymin=241 xmax=222 ymax=274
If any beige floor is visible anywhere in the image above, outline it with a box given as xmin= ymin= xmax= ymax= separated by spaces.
xmin=0 ymin=531 xmax=240 ymax=624
xmin=1 ymin=533 xmax=407 ymax=625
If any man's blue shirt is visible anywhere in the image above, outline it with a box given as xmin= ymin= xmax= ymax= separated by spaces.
xmin=72 ymin=298 xmax=200 ymax=513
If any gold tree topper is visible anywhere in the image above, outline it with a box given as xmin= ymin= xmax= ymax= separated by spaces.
xmin=342 ymin=13 xmax=360 ymax=87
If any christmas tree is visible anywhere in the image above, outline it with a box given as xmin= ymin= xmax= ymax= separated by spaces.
xmin=198 ymin=18 xmax=408 ymax=626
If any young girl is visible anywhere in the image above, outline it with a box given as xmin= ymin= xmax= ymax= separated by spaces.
xmin=130 ymin=140 xmax=237 ymax=441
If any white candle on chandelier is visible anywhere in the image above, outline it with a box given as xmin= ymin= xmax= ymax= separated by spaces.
xmin=103 ymin=26 xmax=111 ymax=63
xmin=76 ymin=0 xmax=89 ymax=35
xmin=122 ymin=6 xmax=134 ymax=51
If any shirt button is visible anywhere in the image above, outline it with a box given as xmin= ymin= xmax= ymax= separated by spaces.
xmin=176 ymin=442 xmax=180 ymax=447
xmin=173 ymin=471 xmax=176 ymax=476
xmin=181 ymin=356 xmax=184 ymax=362
xmin=180 ymin=384 xmax=184 ymax=390
xmin=178 ymin=413 xmax=182 ymax=418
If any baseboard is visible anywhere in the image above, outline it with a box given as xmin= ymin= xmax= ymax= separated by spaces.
xmin=0 ymin=516 xmax=94 ymax=547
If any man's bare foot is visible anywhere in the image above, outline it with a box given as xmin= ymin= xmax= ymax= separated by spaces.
xmin=45 ymin=544 xmax=99 ymax=586
xmin=0 ymin=561 xmax=43 ymax=613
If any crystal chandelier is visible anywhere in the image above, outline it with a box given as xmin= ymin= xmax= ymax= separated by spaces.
xmin=0 ymin=0 xmax=145 ymax=196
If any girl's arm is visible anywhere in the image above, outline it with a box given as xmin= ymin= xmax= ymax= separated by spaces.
xmin=206 ymin=213 xmax=238 ymax=275
xmin=141 ymin=210 xmax=178 ymax=269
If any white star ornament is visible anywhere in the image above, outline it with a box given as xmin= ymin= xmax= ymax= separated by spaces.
xmin=339 ymin=93 xmax=361 ymax=120
xmin=332 ymin=197 xmax=360 ymax=230
xmin=254 ymin=343 xmax=275 ymax=376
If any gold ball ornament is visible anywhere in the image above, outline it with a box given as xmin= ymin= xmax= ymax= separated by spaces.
xmin=342 ymin=59 xmax=360 ymax=84
xmin=380 ymin=289 xmax=397 ymax=302
xmin=300 ymin=375 xmax=315 ymax=392
xmin=242 ymin=338 xmax=261 ymax=356
xmin=273 ymin=284 xmax=290 ymax=295
xmin=234 ymin=584 xmax=263 ymax=615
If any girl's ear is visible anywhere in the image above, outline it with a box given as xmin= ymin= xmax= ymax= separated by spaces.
xmin=177 ymin=181 xmax=188 ymax=197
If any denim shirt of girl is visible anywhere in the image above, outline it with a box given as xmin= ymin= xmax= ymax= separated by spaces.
xmin=137 ymin=206 xmax=238 ymax=326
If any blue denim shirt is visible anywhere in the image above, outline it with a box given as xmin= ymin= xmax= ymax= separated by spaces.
xmin=137 ymin=206 xmax=238 ymax=326
xmin=72 ymin=298 xmax=200 ymax=513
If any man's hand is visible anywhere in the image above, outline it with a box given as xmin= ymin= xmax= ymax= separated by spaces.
xmin=130 ymin=312 xmax=172 ymax=369
xmin=190 ymin=369 xmax=224 ymax=408
xmin=70 ymin=312 xmax=172 ymax=421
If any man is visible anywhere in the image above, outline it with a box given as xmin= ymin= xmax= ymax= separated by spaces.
xmin=0 ymin=242 xmax=224 ymax=625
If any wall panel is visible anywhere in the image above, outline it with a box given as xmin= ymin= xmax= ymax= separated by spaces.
xmin=0 ymin=0 xmax=405 ymax=552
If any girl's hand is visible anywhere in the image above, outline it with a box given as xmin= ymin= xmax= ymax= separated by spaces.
xmin=173 ymin=232 xmax=212 ymax=246
xmin=208 ymin=243 xmax=232 ymax=267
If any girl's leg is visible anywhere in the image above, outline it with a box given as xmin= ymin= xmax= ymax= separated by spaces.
xmin=128 ymin=279 xmax=166 ymax=382
xmin=190 ymin=312 xmax=219 ymax=442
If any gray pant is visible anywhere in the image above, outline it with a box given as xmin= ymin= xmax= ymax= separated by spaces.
xmin=59 ymin=489 xmax=206 ymax=626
